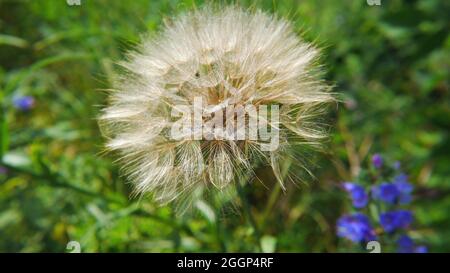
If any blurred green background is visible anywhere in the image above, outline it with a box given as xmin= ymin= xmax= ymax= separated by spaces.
xmin=0 ymin=0 xmax=448 ymax=252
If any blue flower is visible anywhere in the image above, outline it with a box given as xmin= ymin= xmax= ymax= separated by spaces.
xmin=393 ymin=174 xmax=413 ymax=204
xmin=372 ymin=183 xmax=399 ymax=204
xmin=337 ymin=213 xmax=376 ymax=243
xmin=380 ymin=210 xmax=413 ymax=232
xmin=343 ymin=182 xmax=368 ymax=208
xmin=397 ymin=235 xmax=427 ymax=253
xmin=13 ymin=96 xmax=35 ymax=111
xmin=393 ymin=161 xmax=401 ymax=170
xmin=394 ymin=173 xmax=409 ymax=184
xmin=415 ymin=246 xmax=428 ymax=253
xmin=397 ymin=235 xmax=414 ymax=251
xmin=372 ymin=154 xmax=383 ymax=169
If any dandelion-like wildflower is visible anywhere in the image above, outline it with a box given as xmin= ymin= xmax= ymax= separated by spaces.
xmin=99 ymin=6 xmax=333 ymax=204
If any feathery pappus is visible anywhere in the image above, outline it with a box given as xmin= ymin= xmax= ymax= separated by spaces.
xmin=99 ymin=5 xmax=334 ymax=205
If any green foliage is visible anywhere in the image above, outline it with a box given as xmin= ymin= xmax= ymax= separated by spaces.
xmin=0 ymin=0 xmax=448 ymax=252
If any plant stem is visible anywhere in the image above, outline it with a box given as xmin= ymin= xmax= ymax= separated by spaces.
xmin=2 ymin=162 xmax=124 ymax=204
xmin=261 ymin=158 xmax=292 ymax=229
xmin=215 ymin=217 xmax=227 ymax=252
xmin=236 ymin=181 xmax=262 ymax=252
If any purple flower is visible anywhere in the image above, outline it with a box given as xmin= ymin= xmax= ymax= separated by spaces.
xmin=397 ymin=235 xmax=428 ymax=253
xmin=393 ymin=174 xmax=414 ymax=204
xmin=393 ymin=161 xmax=401 ymax=170
xmin=393 ymin=173 xmax=409 ymax=184
xmin=415 ymin=246 xmax=428 ymax=253
xmin=372 ymin=183 xmax=399 ymax=204
xmin=380 ymin=210 xmax=413 ymax=232
xmin=13 ymin=96 xmax=35 ymax=111
xmin=397 ymin=235 xmax=414 ymax=251
xmin=0 ymin=166 xmax=7 ymax=175
xmin=343 ymin=182 xmax=368 ymax=208
xmin=337 ymin=213 xmax=376 ymax=243
xmin=372 ymin=154 xmax=383 ymax=169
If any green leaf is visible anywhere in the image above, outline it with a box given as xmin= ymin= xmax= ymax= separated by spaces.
xmin=2 ymin=150 xmax=31 ymax=168
xmin=0 ymin=111 xmax=8 ymax=159
xmin=0 ymin=34 xmax=28 ymax=48
xmin=260 ymin=235 xmax=277 ymax=253
xmin=4 ymin=53 xmax=94 ymax=93
xmin=195 ymin=200 xmax=216 ymax=224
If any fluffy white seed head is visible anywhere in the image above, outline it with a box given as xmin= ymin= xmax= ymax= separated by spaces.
xmin=99 ymin=6 xmax=334 ymax=205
